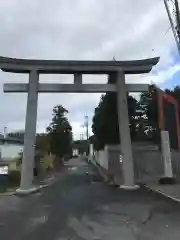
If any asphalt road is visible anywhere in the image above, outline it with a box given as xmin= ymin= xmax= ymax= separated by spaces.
xmin=0 ymin=157 xmax=180 ymax=240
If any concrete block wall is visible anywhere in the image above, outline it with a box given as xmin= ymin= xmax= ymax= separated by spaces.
xmin=104 ymin=145 xmax=164 ymax=184
xmin=94 ymin=144 xmax=180 ymax=185
xmin=134 ymin=149 xmax=180 ymax=183
xmin=133 ymin=150 xmax=163 ymax=184
xmin=171 ymin=151 xmax=180 ymax=179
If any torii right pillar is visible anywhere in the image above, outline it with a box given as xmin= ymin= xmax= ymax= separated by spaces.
xmin=116 ymin=71 xmax=138 ymax=189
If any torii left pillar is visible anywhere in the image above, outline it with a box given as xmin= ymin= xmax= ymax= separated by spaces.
xmin=16 ymin=70 xmax=39 ymax=194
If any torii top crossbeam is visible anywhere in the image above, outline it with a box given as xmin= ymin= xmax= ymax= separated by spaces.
xmin=0 ymin=56 xmax=159 ymax=74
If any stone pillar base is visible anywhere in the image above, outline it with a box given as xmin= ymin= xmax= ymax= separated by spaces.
xmin=120 ymin=184 xmax=140 ymax=190
xmin=15 ymin=185 xmax=42 ymax=195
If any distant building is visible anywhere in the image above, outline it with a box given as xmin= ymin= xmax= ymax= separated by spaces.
xmin=0 ymin=135 xmax=24 ymax=145
xmin=0 ymin=135 xmax=24 ymax=161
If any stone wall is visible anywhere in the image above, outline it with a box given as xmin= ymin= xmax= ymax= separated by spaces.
xmin=94 ymin=143 xmax=180 ymax=184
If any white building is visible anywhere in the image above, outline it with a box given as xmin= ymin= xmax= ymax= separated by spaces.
xmin=0 ymin=136 xmax=24 ymax=161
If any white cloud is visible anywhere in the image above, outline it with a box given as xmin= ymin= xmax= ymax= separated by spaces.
xmin=0 ymin=0 xmax=178 ymax=138
xmin=149 ymin=64 xmax=180 ymax=84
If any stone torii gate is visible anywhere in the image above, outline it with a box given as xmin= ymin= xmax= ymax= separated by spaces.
xmin=1 ymin=56 xmax=159 ymax=194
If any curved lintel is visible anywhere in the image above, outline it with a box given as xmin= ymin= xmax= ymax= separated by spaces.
xmin=0 ymin=56 xmax=160 ymax=74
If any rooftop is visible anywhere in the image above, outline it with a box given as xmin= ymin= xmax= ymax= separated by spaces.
xmin=0 ymin=135 xmax=23 ymax=144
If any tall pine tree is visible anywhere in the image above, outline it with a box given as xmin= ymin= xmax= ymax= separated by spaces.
xmin=47 ymin=105 xmax=72 ymax=158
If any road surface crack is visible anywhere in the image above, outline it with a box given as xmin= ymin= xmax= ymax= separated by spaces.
xmin=141 ymin=208 xmax=154 ymax=225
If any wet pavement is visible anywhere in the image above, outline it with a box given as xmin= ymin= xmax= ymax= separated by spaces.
xmin=0 ymin=157 xmax=180 ymax=239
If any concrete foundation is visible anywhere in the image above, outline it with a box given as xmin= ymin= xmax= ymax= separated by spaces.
xmin=16 ymin=186 xmax=41 ymax=195
xmin=120 ymin=185 xmax=140 ymax=190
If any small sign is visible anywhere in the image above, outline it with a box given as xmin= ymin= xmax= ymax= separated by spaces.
xmin=161 ymin=131 xmax=173 ymax=178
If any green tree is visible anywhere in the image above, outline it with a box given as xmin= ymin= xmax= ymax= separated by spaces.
xmin=92 ymin=92 xmax=138 ymax=150
xmin=138 ymin=85 xmax=160 ymax=142
xmin=46 ymin=105 xmax=72 ymax=158
xmin=8 ymin=130 xmax=25 ymax=140
xmin=165 ymin=86 xmax=180 ymax=105
xmin=138 ymin=85 xmax=180 ymax=144
xmin=139 ymin=85 xmax=158 ymax=128
xmin=36 ymin=133 xmax=50 ymax=154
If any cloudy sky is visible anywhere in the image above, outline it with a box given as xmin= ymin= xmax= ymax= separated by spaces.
xmin=0 ymin=0 xmax=179 ymax=139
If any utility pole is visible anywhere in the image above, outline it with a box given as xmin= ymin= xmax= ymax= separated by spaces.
xmin=164 ymin=0 xmax=180 ymax=53
xmin=80 ymin=132 xmax=84 ymax=140
xmin=84 ymin=114 xmax=89 ymax=156
xmin=84 ymin=115 xmax=89 ymax=141
xmin=4 ymin=126 xmax=7 ymax=145
xmin=4 ymin=127 xmax=7 ymax=138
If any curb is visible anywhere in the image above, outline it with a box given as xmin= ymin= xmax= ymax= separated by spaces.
xmin=0 ymin=191 xmax=15 ymax=196
xmin=14 ymin=177 xmax=55 ymax=196
xmin=88 ymin=158 xmax=116 ymax=185
xmin=145 ymin=185 xmax=180 ymax=204
xmin=39 ymin=176 xmax=55 ymax=186
xmin=88 ymin=158 xmax=106 ymax=177
xmin=0 ymin=176 xmax=55 ymax=197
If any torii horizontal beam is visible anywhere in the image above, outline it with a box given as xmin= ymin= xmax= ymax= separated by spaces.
xmin=0 ymin=56 xmax=159 ymax=74
xmin=4 ymin=83 xmax=149 ymax=93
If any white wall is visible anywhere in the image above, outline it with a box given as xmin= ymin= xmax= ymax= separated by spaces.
xmin=95 ymin=149 xmax=108 ymax=170
xmin=0 ymin=143 xmax=23 ymax=160
xmin=73 ymin=148 xmax=78 ymax=156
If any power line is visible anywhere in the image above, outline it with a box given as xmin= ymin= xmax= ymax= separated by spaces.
xmin=175 ymin=0 xmax=180 ymax=42
xmin=164 ymin=0 xmax=180 ymax=53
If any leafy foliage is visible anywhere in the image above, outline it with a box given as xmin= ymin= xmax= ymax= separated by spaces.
xmin=139 ymin=85 xmax=180 ymax=144
xmin=165 ymin=86 xmax=180 ymax=104
xmin=138 ymin=85 xmax=160 ymax=143
xmin=92 ymin=93 xmax=119 ymax=150
xmin=92 ymin=84 xmax=180 ymax=150
xmin=36 ymin=133 xmax=50 ymax=154
xmin=92 ymin=92 xmax=139 ymax=150
xmin=8 ymin=130 xmax=25 ymax=140
xmin=41 ymin=86 xmax=180 ymax=155
xmin=46 ymin=105 xmax=72 ymax=157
